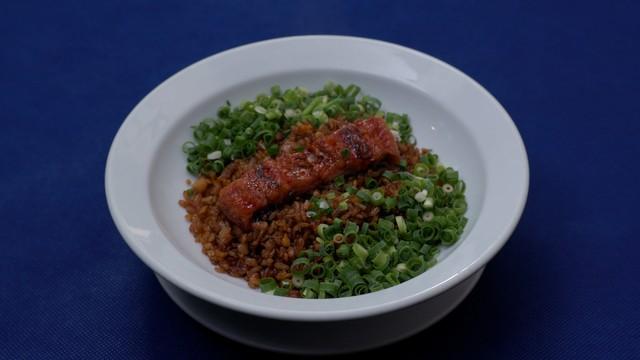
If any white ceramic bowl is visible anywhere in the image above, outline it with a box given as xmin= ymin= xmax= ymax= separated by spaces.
xmin=105 ymin=36 xmax=528 ymax=354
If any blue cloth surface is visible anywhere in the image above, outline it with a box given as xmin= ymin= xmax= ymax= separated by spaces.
xmin=1 ymin=1 xmax=639 ymax=358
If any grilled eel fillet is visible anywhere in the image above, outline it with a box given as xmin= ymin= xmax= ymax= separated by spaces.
xmin=217 ymin=117 xmax=400 ymax=229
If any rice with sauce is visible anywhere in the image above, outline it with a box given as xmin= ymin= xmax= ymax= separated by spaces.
xmin=179 ymin=119 xmax=423 ymax=296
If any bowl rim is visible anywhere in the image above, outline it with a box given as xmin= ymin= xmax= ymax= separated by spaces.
xmin=105 ymin=35 xmax=529 ymax=321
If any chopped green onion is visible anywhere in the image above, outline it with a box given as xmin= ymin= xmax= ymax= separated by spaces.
xmin=421 ymin=224 xmax=438 ymax=241
xmin=377 ymin=218 xmax=394 ymax=231
xmin=207 ymin=150 xmax=222 ymax=160
xmin=259 ymin=278 xmax=277 ymax=293
xmin=291 ymin=257 xmax=310 ymax=276
xmin=453 ymin=199 xmax=467 ymax=215
xmin=398 ymin=246 xmax=414 ymax=262
xmin=322 ymin=242 xmax=335 ymax=256
xmin=414 ymin=189 xmax=428 ymax=203
xmin=352 ymin=243 xmax=369 ymax=262
xmin=338 ymin=286 xmax=352 ymax=297
xmin=385 ymin=271 xmax=400 ymax=285
xmin=345 ymin=185 xmax=357 ymax=195
xmin=356 ymin=189 xmax=371 ymax=202
xmin=273 ymin=288 xmax=290 ymax=296
xmin=323 ymin=257 xmax=337 ymax=271
xmin=267 ymin=144 xmax=279 ymax=157
xmin=395 ymin=216 xmax=407 ymax=234
xmin=212 ymin=160 xmax=224 ymax=173
xmin=317 ymin=199 xmax=329 ymax=210
xmin=343 ymin=222 xmax=359 ymax=241
xmin=372 ymin=252 xmax=390 ymax=270
xmin=312 ymin=109 xmax=328 ymax=122
xmin=339 ymin=265 xmax=364 ymax=288
xmin=302 ymin=288 xmax=317 ymax=299
xmin=317 ymin=224 xmax=329 ymax=240
xmin=337 ymin=244 xmax=351 ymax=258
xmin=384 ymin=197 xmax=397 ymax=211
xmin=371 ymin=191 xmax=384 ymax=206
xmin=353 ymin=283 xmax=369 ymax=295
xmin=441 ymin=228 xmax=459 ymax=245
xmin=292 ymin=274 xmax=304 ymax=288
xmin=413 ymin=163 xmax=429 ymax=177
xmin=382 ymin=170 xmax=396 ymax=179
xmin=319 ymin=281 xmax=340 ymax=297
xmin=406 ymin=208 xmax=419 ymax=221
xmin=407 ymin=256 xmax=426 ymax=276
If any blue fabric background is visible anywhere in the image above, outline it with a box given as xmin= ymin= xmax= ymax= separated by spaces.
xmin=1 ymin=1 xmax=639 ymax=358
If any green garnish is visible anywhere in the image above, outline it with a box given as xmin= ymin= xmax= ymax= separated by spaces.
xmin=260 ymin=146 xmax=467 ymax=298
xmin=267 ymin=144 xmax=279 ymax=157
xmin=371 ymin=191 xmax=385 ymax=206
xmin=183 ymin=82 xmax=398 ymax=175
xmin=364 ymin=177 xmax=378 ymax=189
xmin=355 ymin=189 xmax=371 ymax=202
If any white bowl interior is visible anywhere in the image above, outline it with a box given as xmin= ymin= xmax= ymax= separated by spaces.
xmin=149 ymin=70 xmax=486 ymax=288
